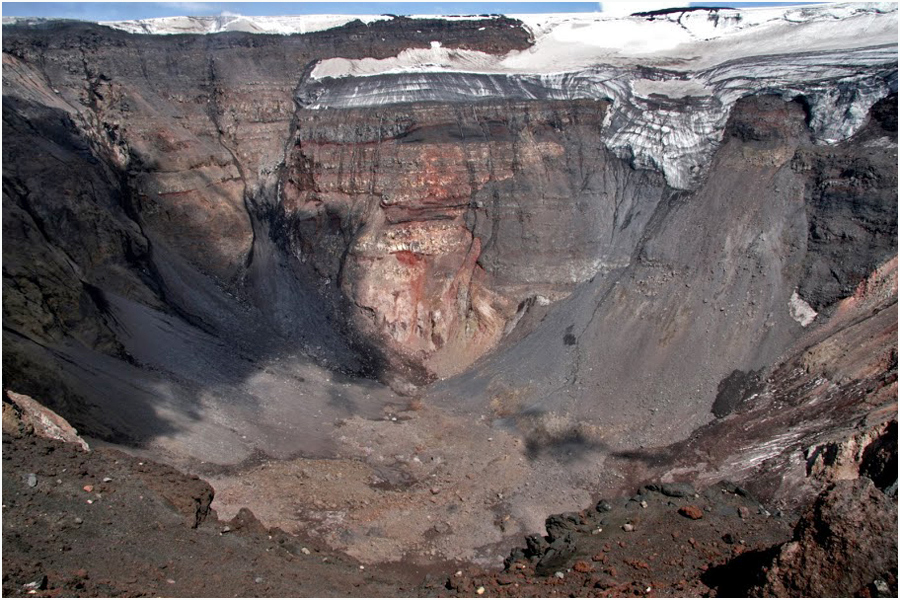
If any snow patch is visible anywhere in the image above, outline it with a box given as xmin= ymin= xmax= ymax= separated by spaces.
xmin=100 ymin=14 xmax=391 ymax=36
xmin=309 ymin=3 xmax=897 ymax=77
xmin=790 ymin=291 xmax=818 ymax=327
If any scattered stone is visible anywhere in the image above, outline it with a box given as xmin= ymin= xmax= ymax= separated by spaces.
xmin=622 ymin=523 xmax=635 ymax=532
xmin=83 ymin=485 xmax=94 ymax=493
xmin=624 ymin=558 xmax=650 ymax=570
xmin=22 ymin=575 xmax=47 ymax=591
xmin=26 ymin=473 xmax=37 ymax=487
xmin=573 ymin=560 xmax=593 ymax=573
xmin=300 ymin=547 xmax=311 ymax=555
xmin=476 ymin=585 xmax=485 ymax=595
xmin=648 ymin=482 xmax=697 ymax=498
xmin=639 ymin=500 xmax=648 ymax=508
xmin=432 ymin=521 xmax=451 ymax=535
xmin=536 ymin=533 xmax=577 ymax=576
xmin=545 ymin=513 xmax=581 ymax=541
xmin=430 ymin=487 xmax=440 ymax=495
xmin=554 ymin=572 xmax=565 ymax=579
xmin=596 ymin=499 xmax=613 ymax=513
xmin=103 ymin=477 xmax=113 ymax=483
xmin=678 ymin=506 xmax=704 ymax=520
xmin=738 ymin=506 xmax=751 ymax=519
xmin=74 ymin=517 xmax=83 ymax=525
xmin=594 ymin=577 xmax=617 ymax=590
xmin=227 ymin=507 xmax=266 ymax=535
xmin=722 ymin=533 xmax=736 ymax=544
xmin=872 ymin=579 xmax=891 ymax=597
xmin=648 ymin=478 xmax=686 ymax=498
xmin=720 ymin=481 xmax=753 ymax=499
xmin=221 ymin=526 xmax=231 ymax=533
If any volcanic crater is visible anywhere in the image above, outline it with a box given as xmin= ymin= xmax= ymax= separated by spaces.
xmin=2 ymin=4 xmax=898 ymax=597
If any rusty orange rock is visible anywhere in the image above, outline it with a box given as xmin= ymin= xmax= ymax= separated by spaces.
xmin=678 ymin=506 xmax=704 ymax=520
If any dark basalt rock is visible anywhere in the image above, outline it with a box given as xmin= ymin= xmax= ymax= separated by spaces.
xmin=534 ymin=533 xmax=577 ymax=576
xmin=545 ymin=512 xmax=583 ymax=542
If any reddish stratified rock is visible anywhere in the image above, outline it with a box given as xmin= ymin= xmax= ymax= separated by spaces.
xmin=3 ymin=391 xmax=90 ymax=451
xmin=678 ymin=505 xmax=704 ymax=520
xmin=281 ymin=100 xmax=656 ymax=381
xmin=751 ymin=478 xmax=898 ymax=597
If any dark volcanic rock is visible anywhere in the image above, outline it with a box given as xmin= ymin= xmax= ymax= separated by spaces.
xmin=1 ymin=423 xmax=406 ymax=597
xmin=545 ymin=512 xmax=582 ymax=541
xmin=793 ymin=93 xmax=899 ymax=312
xmin=535 ymin=533 xmax=577 ymax=576
xmin=860 ymin=420 xmax=898 ymax=493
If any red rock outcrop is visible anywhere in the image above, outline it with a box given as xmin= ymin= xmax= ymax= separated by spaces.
xmin=281 ymin=100 xmax=666 ymax=379
xmin=2 ymin=391 xmax=90 ymax=451
xmin=751 ymin=478 xmax=898 ymax=597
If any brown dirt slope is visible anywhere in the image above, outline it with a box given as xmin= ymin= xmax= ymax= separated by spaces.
xmin=2 ymin=427 xmax=418 ymax=597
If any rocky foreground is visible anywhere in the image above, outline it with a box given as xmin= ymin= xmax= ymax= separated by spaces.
xmin=3 ymin=392 xmax=896 ymax=597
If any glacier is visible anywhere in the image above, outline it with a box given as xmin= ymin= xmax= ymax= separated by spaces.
xmin=300 ymin=47 xmax=897 ymax=189
xmin=299 ymin=3 xmax=898 ymax=189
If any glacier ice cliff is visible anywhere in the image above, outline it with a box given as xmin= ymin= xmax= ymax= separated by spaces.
xmin=299 ymin=4 xmax=898 ymax=189
xmin=300 ymin=46 xmax=897 ymax=190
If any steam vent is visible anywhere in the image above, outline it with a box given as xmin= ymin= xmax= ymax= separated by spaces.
xmin=3 ymin=2 xmax=898 ymax=597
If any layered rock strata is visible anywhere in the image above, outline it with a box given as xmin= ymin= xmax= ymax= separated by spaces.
xmin=1 ymin=7 xmax=897 ymax=483
xmin=280 ymin=100 xmax=667 ymax=378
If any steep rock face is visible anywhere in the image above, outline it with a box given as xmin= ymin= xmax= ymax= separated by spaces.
xmin=1 ymin=10 xmax=897 ymax=492
xmin=795 ymin=93 xmax=899 ymax=310
xmin=430 ymin=93 xmax=897 ymax=448
xmin=1 ymin=17 xmax=532 ymax=432
xmin=2 ymin=18 xmax=530 ymax=283
xmin=280 ymin=100 xmax=667 ymax=379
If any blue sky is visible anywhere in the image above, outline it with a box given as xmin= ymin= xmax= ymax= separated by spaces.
xmin=1 ymin=2 xmax=822 ymax=20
